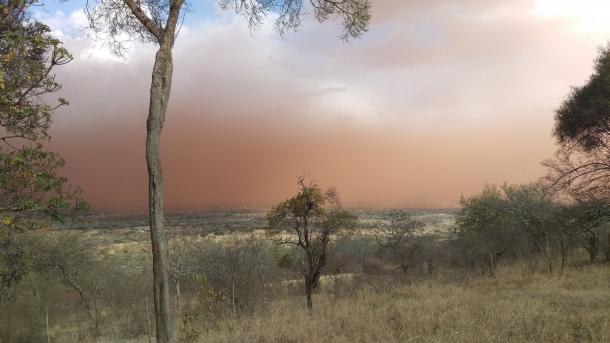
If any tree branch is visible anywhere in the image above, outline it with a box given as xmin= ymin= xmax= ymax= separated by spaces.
xmin=123 ymin=0 xmax=164 ymax=41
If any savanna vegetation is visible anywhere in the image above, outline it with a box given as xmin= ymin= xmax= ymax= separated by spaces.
xmin=1 ymin=205 xmax=608 ymax=342
xmin=1 ymin=1 xmax=610 ymax=343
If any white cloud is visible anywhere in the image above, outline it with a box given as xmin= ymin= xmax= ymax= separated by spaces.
xmin=533 ymin=0 xmax=610 ymax=35
xmin=35 ymin=8 xmax=143 ymax=62
xmin=45 ymin=1 xmax=610 ymax=132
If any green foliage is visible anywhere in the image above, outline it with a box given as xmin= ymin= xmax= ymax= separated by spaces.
xmin=0 ymin=145 xmax=86 ymax=229
xmin=267 ymin=180 xmax=356 ymax=241
xmin=375 ymin=211 xmax=424 ymax=274
xmin=554 ymin=45 xmax=610 ymax=150
xmin=267 ymin=177 xmax=356 ymax=308
xmin=1 ymin=0 xmax=73 ymax=141
xmin=456 ymin=185 xmax=509 ymax=237
xmin=456 ymin=182 xmax=610 ymax=272
xmin=86 ymin=0 xmax=371 ymax=55
xmin=0 ymin=0 xmax=85 ymax=299
xmin=0 ymin=232 xmax=28 ymax=302
xmin=0 ymin=1 xmax=84 ymax=228
xmin=455 ymin=184 xmax=558 ymax=274
xmin=220 ymin=0 xmax=371 ymax=41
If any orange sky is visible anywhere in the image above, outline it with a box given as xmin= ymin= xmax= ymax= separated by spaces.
xmin=42 ymin=0 xmax=610 ymax=212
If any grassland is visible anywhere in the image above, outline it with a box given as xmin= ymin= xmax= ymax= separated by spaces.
xmin=200 ymin=264 xmax=610 ymax=343
xmin=4 ymin=209 xmax=608 ymax=343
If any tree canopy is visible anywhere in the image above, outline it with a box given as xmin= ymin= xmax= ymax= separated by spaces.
xmin=85 ymin=0 xmax=371 ymax=54
xmin=267 ymin=176 xmax=355 ymax=309
xmin=554 ymin=45 xmax=610 ymax=151
xmin=0 ymin=0 xmax=85 ymax=301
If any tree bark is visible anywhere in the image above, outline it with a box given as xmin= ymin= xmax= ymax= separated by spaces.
xmin=147 ymin=45 xmax=174 ymax=343
xmin=46 ymin=305 xmax=50 ymax=343
xmin=232 ymin=278 xmax=237 ymax=318
xmin=175 ymin=279 xmax=181 ymax=316
xmin=588 ymin=235 xmax=598 ymax=262
xmin=606 ymin=232 xmax=610 ymax=262
xmin=488 ymin=253 xmax=496 ymax=278
xmin=304 ymin=275 xmax=313 ymax=311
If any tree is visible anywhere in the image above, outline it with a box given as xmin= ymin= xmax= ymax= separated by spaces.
xmin=167 ymin=227 xmax=198 ymax=315
xmin=455 ymin=185 xmax=521 ymax=277
xmin=561 ymin=200 xmax=610 ymax=262
xmin=554 ymin=45 xmax=610 ymax=152
xmin=545 ymin=45 xmax=610 ymax=201
xmin=502 ymin=183 xmax=558 ymax=273
xmin=0 ymin=0 xmax=84 ymax=301
xmin=267 ymin=176 xmax=356 ymax=310
xmin=375 ymin=211 xmax=424 ymax=275
xmin=83 ymin=1 xmax=370 ymax=340
xmin=544 ymin=45 xmax=610 ymax=265
xmin=31 ymin=233 xmax=102 ymax=335
xmin=198 ymin=236 xmax=276 ymax=317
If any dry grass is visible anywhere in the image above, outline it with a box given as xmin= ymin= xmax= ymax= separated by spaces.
xmin=199 ymin=264 xmax=610 ymax=343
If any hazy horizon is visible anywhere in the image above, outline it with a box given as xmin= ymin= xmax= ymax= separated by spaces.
xmin=37 ymin=0 xmax=610 ymax=212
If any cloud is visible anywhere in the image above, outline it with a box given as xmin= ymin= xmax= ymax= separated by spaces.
xmin=37 ymin=1 xmax=610 ymax=212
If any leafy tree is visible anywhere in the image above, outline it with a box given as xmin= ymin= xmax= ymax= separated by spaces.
xmin=0 ymin=0 xmax=85 ymax=301
xmin=554 ymin=45 xmax=610 ymax=151
xmin=267 ymin=176 xmax=356 ymax=310
xmin=546 ymin=45 xmax=610 ymax=200
xmin=456 ymin=186 xmax=516 ymax=277
xmin=545 ymin=46 xmax=610 ymax=265
xmin=501 ymin=183 xmax=558 ymax=273
xmin=375 ymin=211 xmax=424 ymax=275
xmin=83 ymin=1 xmax=370 ymax=340
xmin=560 ymin=200 xmax=610 ymax=262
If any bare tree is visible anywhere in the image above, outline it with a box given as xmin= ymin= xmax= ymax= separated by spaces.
xmin=544 ymin=144 xmax=610 ymax=201
xmin=267 ymin=176 xmax=356 ymax=310
xmin=83 ymin=1 xmax=370 ymax=341
xmin=544 ymin=150 xmax=610 ymax=263
xmin=198 ymin=236 xmax=275 ymax=317
xmin=31 ymin=233 xmax=102 ymax=335
xmin=167 ymin=227 xmax=198 ymax=314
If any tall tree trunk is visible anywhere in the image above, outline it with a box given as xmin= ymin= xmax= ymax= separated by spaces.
xmin=147 ymin=46 xmax=174 ymax=343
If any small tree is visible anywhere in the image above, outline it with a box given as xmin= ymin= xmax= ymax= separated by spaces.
xmin=502 ymin=183 xmax=558 ymax=273
xmin=375 ymin=211 xmax=424 ymax=275
xmin=267 ymin=176 xmax=355 ymax=310
xmin=455 ymin=185 xmax=517 ymax=277
xmin=562 ymin=200 xmax=610 ymax=262
xmin=198 ymin=236 xmax=276 ymax=317
xmin=31 ymin=233 xmax=102 ymax=335
xmin=167 ymin=228 xmax=198 ymax=315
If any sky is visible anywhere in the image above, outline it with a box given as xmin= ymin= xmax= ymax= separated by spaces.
xmin=31 ymin=0 xmax=610 ymax=213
